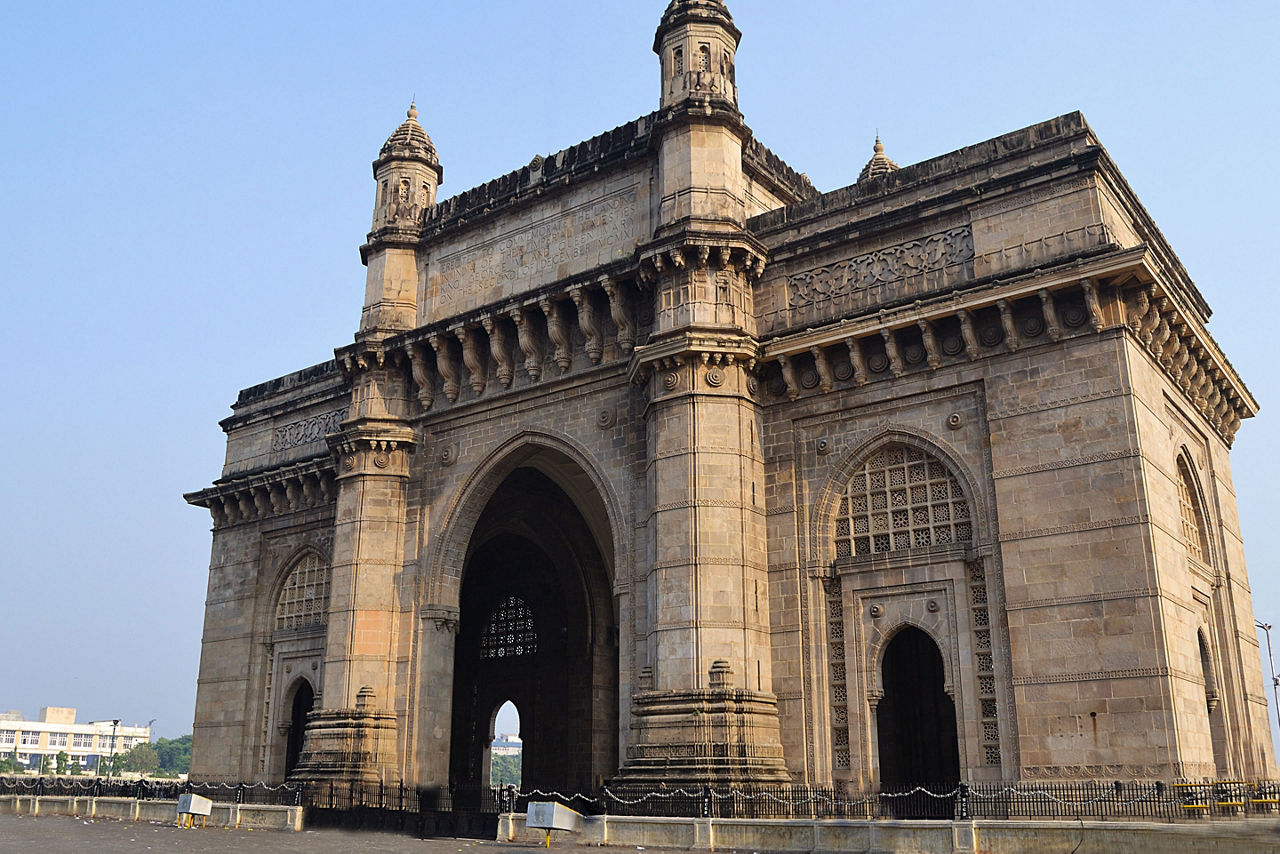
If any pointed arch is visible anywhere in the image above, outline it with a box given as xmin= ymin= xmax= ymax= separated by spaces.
xmin=426 ymin=429 xmax=628 ymax=609
xmin=870 ymin=620 xmax=957 ymax=698
xmin=1175 ymin=450 xmax=1213 ymax=567
xmin=810 ymin=428 xmax=984 ymax=568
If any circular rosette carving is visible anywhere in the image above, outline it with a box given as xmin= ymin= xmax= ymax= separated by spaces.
xmin=767 ymin=376 xmax=786 ymax=398
xmin=440 ymin=443 xmax=459 ymax=467
xmin=1062 ymin=303 xmax=1088 ymax=328
xmin=833 ymin=360 xmax=853 ymax=381
xmin=947 ymin=412 xmax=965 ymax=431
xmin=868 ymin=353 xmax=890 ymax=374
xmin=816 ymin=438 xmax=830 ymax=456
xmin=869 ymin=604 xmax=883 ymax=618
xmin=746 ymin=376 xmax=759 ymax=395
xmin=705 ymin=367 xmax=725 ymax=388
xmin=927 ymin=599 xmax=940 ymax=613
xmin=903 ymin=344 xmax=926 ymax=365
xmin=662 ymin=371 xmax=680 ymax=391
xmin=1021 ymin=315 xmax=1046 ymax=338
xmin=941 ymin=334 xmax=964 ymax=356
xmin=800 ymin=368 xmax=819 ymax=389
xmin=343 ymin=455 xmax=356 ymax=472
xmin=373 ymin=453 xmax=390 ymax=469
xmin=596 ymin=408 xmax=616 ymax=429
xmin=979 ymin=325 xmax=1004 ymax=347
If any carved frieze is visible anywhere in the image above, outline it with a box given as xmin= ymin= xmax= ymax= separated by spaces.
xmin=786 ymin=227 xmax=974 ymax=311
xmin=272 ymin=409 xmax=348 ymax=452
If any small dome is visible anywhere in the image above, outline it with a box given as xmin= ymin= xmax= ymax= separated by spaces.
xmin=379 ymin=102 xmax=439 ymax=166
xmin=655 ymin=0 xmax=740 ymax=51
xmin=858 ymin=136 xmax=899 ymax=183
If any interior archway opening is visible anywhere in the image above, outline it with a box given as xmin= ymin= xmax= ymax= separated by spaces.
xmin=284 ymin=680 xmax=314 ymax=779
xmin=448 ymin=465 xmax=617 ymax=798
xmin=876 ymin=626 xmax=959 ymax=811
xmin=489 ymin=700 xmax=523 ymax=788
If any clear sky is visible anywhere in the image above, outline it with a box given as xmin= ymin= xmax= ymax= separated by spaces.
xmin=2 ymin=0 xmax=1277 ymax=757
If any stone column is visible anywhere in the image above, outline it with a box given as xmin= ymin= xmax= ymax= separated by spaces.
xmin=291 ymin=415 xmax=413 ymax=785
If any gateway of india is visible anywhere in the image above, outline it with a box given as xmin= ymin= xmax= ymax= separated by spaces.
xmin=187 ymin=0 xmax=1276 ymax=792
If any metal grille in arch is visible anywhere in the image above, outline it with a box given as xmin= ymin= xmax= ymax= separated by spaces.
xmin=481 ymin=596 xmax=538 ymax=660
xmin=835 ymin=443 xmax=972 ymax=558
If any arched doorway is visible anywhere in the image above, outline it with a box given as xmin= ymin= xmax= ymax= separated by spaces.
xmin=877 ymin=627 xmax=959 ymax=796
xmin=489 ymin=701 xmax=522 ymax=788
xmin=449 ymin=466 xmax=616 ymax=796
xmin=284 ymin=680 xmax=314 ymax=778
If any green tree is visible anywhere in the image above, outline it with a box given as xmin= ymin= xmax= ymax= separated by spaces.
xmin=125 ymin=743 xmax=159 ymax=774
xmin=489 ymin=753 xmax=522 ymax=787
xmin=55 ymin=751 xmax=68 ymax=775
xmin=69 ymin=756 xmax=82 ymax=776
xmin=38 ymin=754 xmax=50 ymax=775
xmin=153 ymin=735 xmax=192 ymax=775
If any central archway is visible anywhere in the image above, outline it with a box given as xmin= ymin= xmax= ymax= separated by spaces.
xmin=449 ymin=466 xmax=617 ymax=796
xmin=284 ymin=680 xmax=313 ymax=779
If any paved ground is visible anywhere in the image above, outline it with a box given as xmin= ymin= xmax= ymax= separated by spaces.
xmin=0 ymin=814 xmax=615 ymax=854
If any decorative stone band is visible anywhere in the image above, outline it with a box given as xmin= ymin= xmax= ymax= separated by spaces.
xmin=759 ymin=245 xmax=1254 ymax=447
xmin=183 ymin=457 xmax=337 ymax=529
xmin=272 ymin=409 xmax=347 ymax=452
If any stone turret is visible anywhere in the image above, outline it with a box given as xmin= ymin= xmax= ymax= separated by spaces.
xmin=359 ymin=103 xmax=442 ymax=334
xmin=654 ymin=0 xmax=741 ymax=110
xmin=858 ymin=136 xmax=900 ymax=183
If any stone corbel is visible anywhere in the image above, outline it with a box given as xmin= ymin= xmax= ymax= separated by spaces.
xmin=1138 ymin=288 xmax=1161 ymax=346
xmin=1038 ymin=289 xmax=1062 ymax=341
xmin=455 ymin=325 xmax=487 ymax=395
xmin=509 ymin=306 xmax=543 ymax=382
xmin=881 ymin=329 xmax=904 ymax=378
xmin=209 ymin=501 xmax=228 ymax=528
xmin=1169 ymin=334 xmax=1192 ymax=386
xmin=667 ymin=247 xmax=686 ymax=271
xmin=997 ymin=300 xmax=1020 ymax=352
xmin=716 ymin=246 xmax=733 ymax=271
xmin=957 ymin=310 xmax=980 ymax=361
xmin=285 ymin=479 xmax=303 ymax=512
xmin=695 ymin=245 xmax=711 ymax=269
xmin=811 ymin=346 xmax=834 ymax=393
xmin=1125 ymin=285 xmax=1149 ymax=330
xmin=1080 ymin=279 xmax=1104 ymax=332
xmin=407 ymin=343 xmax=436 ymax=410
xmin=429 ymin=332 xmax=461 ymax=403
xmin=481 ymin=316 xmax=514 ymax=388
xmin=777 ymin=354 xmax=800 ymax=401
xmin=269 ymin=483 xmax=289 ymax=515
xmin=918 ymin=319 xmax=941 ymax=369
xmin=570 ymin=286 xmax=603 ymax=364
xmin=238 ymin=491 xmax=256 ymax=523
xmin=1148 ymin=299 xmax=1172 ymax=360
xmin=844 ymin=337 xmax=869 ymax=386
xmin=541 ymin=298 xmax=572 ymax=372
xmin=602 ymin=277 xmax=635 ymax=354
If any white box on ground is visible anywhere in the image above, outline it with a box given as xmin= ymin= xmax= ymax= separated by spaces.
xmin=526 ymin=801 xmax=582 ymax=833
xmin=176 ymin=793 xmax=213 ymax=816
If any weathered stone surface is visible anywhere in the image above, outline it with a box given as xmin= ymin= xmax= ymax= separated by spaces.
xmin=186 ymin=2 xmax=1272 ymax=792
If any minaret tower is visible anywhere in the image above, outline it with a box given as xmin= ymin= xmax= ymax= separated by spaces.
xmin=622 ymin=1 xmax=790 ymax=784
xmin=291 ymin=105 xmax=441 ymax=786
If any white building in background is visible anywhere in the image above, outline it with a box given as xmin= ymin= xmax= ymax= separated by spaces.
xmin=491 ymin=734 xmax=522 ymax=757
xmin=0 ymin=707 xmax=151 ymax=772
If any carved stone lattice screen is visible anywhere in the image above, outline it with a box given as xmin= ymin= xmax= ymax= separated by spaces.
xmin=480 ymin=596 xmax=538 ymax=660
xmin=274 ymin=552 xmax=330 ymax=631
xmin=1176 ymin=455 xmax=1210 ymax=563
xmin=835 ymin=444 xmax=972 ymax=558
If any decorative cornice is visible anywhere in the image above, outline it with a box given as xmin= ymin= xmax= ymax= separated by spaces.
xmin=1006 ymin=588 xmax=1157 ymax=612
xmin=1012 ymin=666 xmax=1169 ymax=686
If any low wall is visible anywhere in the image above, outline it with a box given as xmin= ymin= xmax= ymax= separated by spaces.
xmin=497 ymin=812 xmax=1280 ymax=853
xmin=0 ymin=795 xmax=302 ymax=832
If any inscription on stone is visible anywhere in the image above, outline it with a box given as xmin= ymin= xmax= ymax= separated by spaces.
xmin=430 ymin=186 xmax=639 ymax=317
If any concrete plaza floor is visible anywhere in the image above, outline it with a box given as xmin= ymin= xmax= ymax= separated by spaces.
xmin=0 ymin=813 xmax=584 ymax=854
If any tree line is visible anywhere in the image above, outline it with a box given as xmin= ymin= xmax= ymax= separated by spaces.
xmin=0 ymin=734 xmax=191 ymax=777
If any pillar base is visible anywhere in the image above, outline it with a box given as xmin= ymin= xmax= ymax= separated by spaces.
xmin=288 ymin=703 xmax=398 ymax=786
xmin=614 ymin=686 xmax=792 ymax=785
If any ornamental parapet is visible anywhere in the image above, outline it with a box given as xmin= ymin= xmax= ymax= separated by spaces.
xmin=757 ymin=245 xmax=1254 ymax=446
xmin=184 ymin=456 xmax=336 ymax=529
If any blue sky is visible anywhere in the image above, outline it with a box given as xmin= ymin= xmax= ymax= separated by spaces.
xmin=2 ymin=0 xmax=1277 ymax=756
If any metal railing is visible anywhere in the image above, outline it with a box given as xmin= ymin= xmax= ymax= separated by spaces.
xmin=5 ymin=775 xmax=1278 ymax=826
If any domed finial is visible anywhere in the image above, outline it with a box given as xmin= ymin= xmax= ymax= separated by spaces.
xmin=873 ymin=135 xmax=884 ymax=155
xmin=407 ymin=101 xmax=418 ymax=121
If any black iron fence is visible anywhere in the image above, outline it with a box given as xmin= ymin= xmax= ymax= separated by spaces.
xmin=4 ymin=775 xmax=1278 ymax=829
